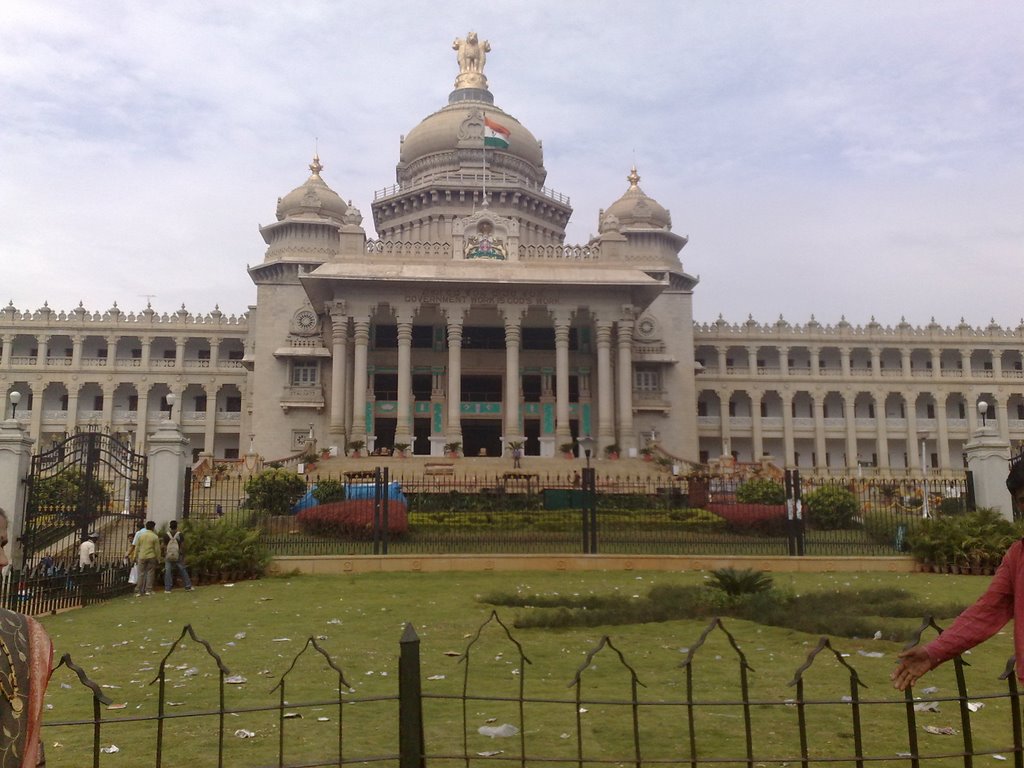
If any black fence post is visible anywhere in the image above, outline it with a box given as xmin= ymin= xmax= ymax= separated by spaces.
xmin=381 ymin=466 xmax=390 ymax=555
xmin=398 ymin=622 xmax=425 ymax=768
xmin=964 ymin=470 xmax=978 ymax=513
xmin=182 ymin=466 xmax=192 ymax=519
xmin=584 ymin=467 xmax=597 ymax=554
xmin=372 ymin=467 xmax=383 ymax=556
xmin=785 ymin=469 xmax=805 ymax=557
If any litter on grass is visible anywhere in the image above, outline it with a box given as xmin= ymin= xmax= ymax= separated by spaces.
xmin=234 ymin=729 xmax=256 ymax=739
xmin=100 ymin=746 xmax=119 ymax=754
xmin=923 ymin=725 xmax=957 ymax=736
xmin=478 ymin=724 xmax=519 ymax=738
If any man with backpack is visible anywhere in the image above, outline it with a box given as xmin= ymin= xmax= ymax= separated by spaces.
xmin=163 ymin=520 xmax=194 ymax=593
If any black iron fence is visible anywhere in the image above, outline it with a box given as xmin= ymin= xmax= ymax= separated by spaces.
xmin=183 ymin=467 xmax=973 ymax=558
xmin=1 ymin=562 xmax=133 ymax=615
xmin=44 ymin=614 xmax=1023 ymax=768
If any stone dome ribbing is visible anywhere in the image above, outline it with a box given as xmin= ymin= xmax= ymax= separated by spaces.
xmin=276 ymin=156 xmax=348 ymax=222
xmin=602 ymin=167 xmax=672 ymax=230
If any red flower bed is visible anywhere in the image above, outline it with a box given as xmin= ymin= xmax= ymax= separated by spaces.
xmin=297 ymin=500 xmax=409 ymax=539
xmin=707 ymin=502 xmax=787 ymax=525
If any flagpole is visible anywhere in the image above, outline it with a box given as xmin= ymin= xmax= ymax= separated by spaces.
xmin=482 ymin=111 xmax=488 ymax=208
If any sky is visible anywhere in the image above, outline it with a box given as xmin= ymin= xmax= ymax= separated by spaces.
xmin=2 ymin=1 xmax=1022 ymax=329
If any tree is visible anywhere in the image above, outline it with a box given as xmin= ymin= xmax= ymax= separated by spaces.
xmin=243 ymin=468 xmax=308 ymax=516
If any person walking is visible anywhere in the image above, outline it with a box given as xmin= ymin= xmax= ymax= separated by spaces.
xmin=162 ymin=520 xmax=193 ymax=593
xmin=133 ymin=521 xmax=160 ymax=597
xmin=892 ymin=457 xmax=1024 ymax=690
xmin=78 ymin=532 xmax=99 ymax=567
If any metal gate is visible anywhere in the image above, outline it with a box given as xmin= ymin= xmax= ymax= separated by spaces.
xmin=21 ymin=430 xmax=147 ymax=566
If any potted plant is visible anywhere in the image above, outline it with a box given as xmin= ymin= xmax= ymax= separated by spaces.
xmin=444 ymin=441 xmax=462 ymax=458
xmin=639 ymin=446 xmax=654 ymax=462
xmin=321 ymin=448 xmax=331 ymax=460
xmin=393 ymin=442 xmax=410 ymax=457
xmin=604 ymin=443 xmax=621 ymax=460
xmin=347 ymin=439 xmax=366 ymax=457
xmin=559 ymin=442 xmax=576 ymax=458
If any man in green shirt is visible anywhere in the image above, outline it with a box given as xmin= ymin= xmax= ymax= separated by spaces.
xmin=134 ymin=520 xmax=160 ymax=597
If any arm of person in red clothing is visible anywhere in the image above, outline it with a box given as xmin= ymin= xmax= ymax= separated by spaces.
xmin=891 ymin=540 xmax=1019 ymax=691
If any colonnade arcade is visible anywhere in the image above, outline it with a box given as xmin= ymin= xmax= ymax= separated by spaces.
xmin=5 ymin=378 xmax=243 ymax=459
xmin=319 ymin=299 xmax=643 ymax=458
xmin=698 ymin=386 xmax=1022 ymax=472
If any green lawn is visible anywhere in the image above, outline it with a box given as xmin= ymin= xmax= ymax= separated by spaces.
xmin=38 ymin=569 xmax=1016 ymax=767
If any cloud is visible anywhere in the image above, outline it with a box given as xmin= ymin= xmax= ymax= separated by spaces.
xmin=0 ymin=1 xmax=1021 ymax=326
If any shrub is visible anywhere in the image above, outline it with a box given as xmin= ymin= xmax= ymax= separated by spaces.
xmin=735 ymin=478 xmax=785 ymax=504
xmin=707 ymin=567 xmax=774 ymax=597
xmin=298 ymin=500 xmax=409 ymax=539
xmin=312 ymin=479 xmax=345 ymax=504
xmin=181 ymin=519 xmax=270 ymax=579
xmin=803 ymin=485 xmax=860 ymax=530
xmin=244 ymin=468 xmax=308 ymax=515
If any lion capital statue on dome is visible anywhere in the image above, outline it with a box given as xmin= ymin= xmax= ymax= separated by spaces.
xmin=453 ymin=31 xmax=491 ymax=89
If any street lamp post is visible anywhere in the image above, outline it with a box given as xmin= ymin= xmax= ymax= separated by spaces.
xmin=8 ymin=391 xmax=21 ymax=419
xmin=577 ymin=435 xmax=597 ymax=554
xmin=165 ymin=392 xmax=177 ymax=420
xmin=578 ymin=435 xmax=594 ymax=469
xmin=978 ymin=400 xmax=989 ymax=427
xmin=919 ymin=431 xmax=930 ymax=519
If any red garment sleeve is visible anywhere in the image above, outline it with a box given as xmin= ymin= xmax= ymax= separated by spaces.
xmin=924 ymin=540 xmax=1019 ymax=668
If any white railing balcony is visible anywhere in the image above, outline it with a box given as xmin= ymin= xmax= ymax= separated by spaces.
xmin=81 ymin=357 xmax=108 ymax=366
xmin=940 ymin=369 xmax=964 ymax=378
xmin=218 ymin=411 xmax=242 ymax=423
xmin=184 ymin=359 xmax=211 ymax=369
xmin=9 ymin=356 xmax=36 ymax=365
xmin=115 ymin=358 xmax=141 ymax=367
xmin=182 ymin=410 xmax=207 ymax=423
xmin=151 ymin=358 xmax=177 ymax=368
xmin=45 ymin=358 xmax=72 ymax=367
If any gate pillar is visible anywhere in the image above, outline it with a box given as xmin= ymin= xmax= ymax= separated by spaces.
xmin=0 ymin=417 xmax=34 ymax=569
xmin=147 ymin=418 xmax=189 ymax=528
xmin=965 ymin=423 xmax=1012 ymax=521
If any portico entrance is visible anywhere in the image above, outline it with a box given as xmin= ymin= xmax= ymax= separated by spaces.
xmin=462 ymin=419 xmax=502 ymax=457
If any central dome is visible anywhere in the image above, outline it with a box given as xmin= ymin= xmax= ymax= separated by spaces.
xmin=394 ymin=32 xmax=546 ymax=188
xmin=400 ymin=102 xmax=544 ymax=172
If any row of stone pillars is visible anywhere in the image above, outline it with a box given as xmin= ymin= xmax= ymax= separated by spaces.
xmin=0 ymin=413 xmax=190 ymax=571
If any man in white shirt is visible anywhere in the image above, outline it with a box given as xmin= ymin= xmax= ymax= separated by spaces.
xmin=78 ymin=532 xmax=99 ymax=567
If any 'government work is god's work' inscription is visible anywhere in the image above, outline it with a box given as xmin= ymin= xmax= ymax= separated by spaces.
xmin=405 ymin=290 xmax=554 ymax=306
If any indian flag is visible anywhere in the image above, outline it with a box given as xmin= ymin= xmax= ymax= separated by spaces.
xmin=483 ymin=117 xmax=510 ymax=149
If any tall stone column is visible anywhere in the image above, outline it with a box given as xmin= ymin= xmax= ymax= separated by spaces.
xmin=595 ymin=320 xmax=615 ymax=451
xmin=140 ymin=337 xmax=152 ymax=369
xmin=993 ymin=394 xmax=1009 ymax=444
xmin=874 ymin=390 xmax=890 ymax=469
xmin=616 ymin=316 xmax=635 ymax=452
xmin=1 ymin=334 xmax=12 ymax=368
xmin=501 ymin=307 xmax=524 ymax=445
xmin=840 ymin=347 xmax=851 ymax=377
xmin=445 ymin=307 xmax=467 ymax=448
xmin=844 ymin=395 xmax=858 ymax=469
xmin=751 ymin=392 xmax=764 ymax=460
xmin=29 ymin=382 xmax=44 ymax=449
xmin=66 ymin=383 xmax=80 ymax=433
xmin=778 ymin=345 xmax=789 ymax=377
xmin=351 ymin=318 xmax=371 ymax=444
xmin=936 ymin=394 xmax=951 ymax=469
xmin=870 ymin=347 xmax=881 ymax=377
xmin=553 ymin=310 xmax=573 ymax=446
xmin=900 ymin=347 xmax=912 ymax=378
xmin=135 ymin=386 xmax=150 ymax=453
xmin=747 ymin=345 xmax=758 ymax=377
xmin=327 ymin=302 xmax=349 ymax=444
xmin=395 ymin=308 xmax=415 ymax=446
xmin=781 ymin=391 xmax=795 ymax=466
xmin=36 ymin=334 xmax=49 ymax=367
xmin=718 ymin=389 xmax=732 ymax=457
xmin=0 ymin=413 xmax=34 ymax=569
xmin=175 ymin=336 xmax=187 ymax=372
xmin=209 ymin=339 xmax=221 ymax=370
xmin=203 ymin=384 xmax=218 ymax=455
xmin=101 ymin=382 xmax=115 ymax=428
xmin=905 ymin=392 xmax=920 ymax=472
xmin=810 ymin=348 xmax=820 ymax=377
xmin=812 ymin=393 xmax=826 ymax=467
xmin=106 ymin=335 xmax=119 ymax=370
xmin=71 ymin=334 xmax=83 ymax=368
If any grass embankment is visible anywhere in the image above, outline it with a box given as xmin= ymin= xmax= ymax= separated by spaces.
xmin=39 ymin=570 xmax=1011 ymax=767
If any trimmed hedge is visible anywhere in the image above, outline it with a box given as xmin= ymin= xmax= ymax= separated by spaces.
xmin=297 ymin=500 xmax=409 ymax=539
